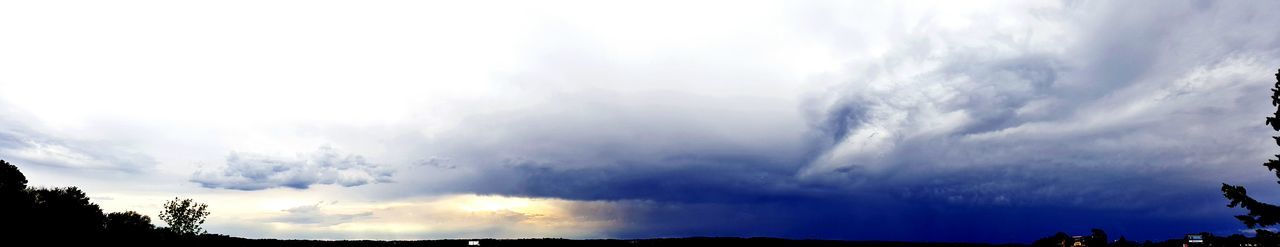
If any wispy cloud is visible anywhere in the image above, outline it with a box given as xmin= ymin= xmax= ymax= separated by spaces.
xmin=0 ymin=103 xmax=155 ymax=172
xmin=268 ymin=201 xmax=373 ymax=226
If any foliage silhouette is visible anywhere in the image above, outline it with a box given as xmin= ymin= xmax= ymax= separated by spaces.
xmin=0 ymin=160 xmax=118 ymax=240
xmin=106 ymin=211 xmax=156 ymax=235
xmin=0 ymin=160 xmax=172 ymax=242
xmin=28 ymin=186 xmax=107 ymax=236
xmin=0 ymin=160 xmax=32 ymax=239
xmin=1223 ymin=69 xmax=1280 ymax=238
xmin=160 ymin=197 xmax=210 ymax=236
xmin=0 ymin=160 xmax=25 ymax=191
xmin=1086 ymin=228 xmax=1108 ymax=247
xmin=1031 ymin=232 xmax=1071 ymax=247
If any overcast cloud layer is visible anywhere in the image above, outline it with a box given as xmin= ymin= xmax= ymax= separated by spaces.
xmin=2 ymin=0 xmax=1280 ymax=243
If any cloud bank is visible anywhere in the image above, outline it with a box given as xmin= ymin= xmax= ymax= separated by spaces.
xmin=380 ymin=0 xmax=1280 ymax=241
xmin=192 ymin=146 xmax=393 ymax=190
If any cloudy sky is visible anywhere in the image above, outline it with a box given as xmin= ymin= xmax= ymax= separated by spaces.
xmin=2 ymin=0 xmax=1280 ymax=243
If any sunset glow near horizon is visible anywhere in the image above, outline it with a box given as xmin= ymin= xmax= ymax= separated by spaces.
xmin=2 ymin=0 xmax=1280 ymax=243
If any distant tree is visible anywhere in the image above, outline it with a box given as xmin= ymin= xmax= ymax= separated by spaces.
xmin=1218 ymin=234 xmax=1250 ymax=247
xmin=1033 ymin=232 xmax=1071 ymax=247
xmin=159 ymin=197 xmax=210 ymax=236
xmin=1224 ymin=69 xmax=1280 ymax=235
xmin=1113 ymin=235 xmax=1140 ymax=247
xmin=1087 ymin=228 xmax=1108 ymax=247
xmin=29 ymin=186 xmax=106 ymax=235
xmin=106 ymin=211 xmax=155 ymax=235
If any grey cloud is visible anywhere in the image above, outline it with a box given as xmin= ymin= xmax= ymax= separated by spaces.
xmin=0 ymin=103 xmax=155 ymax=172
xmin=385 ymin=89 xmax=812 ymax=200
xmin=800 ymin=0 xmax=1280 ymax=200
xmin=415 ymin=156 xmax=455 ymax=169
xmin=191 ymin=146 xmax=393 ymax=190
xmin=269 ymin=201 xmax=373 ymax=226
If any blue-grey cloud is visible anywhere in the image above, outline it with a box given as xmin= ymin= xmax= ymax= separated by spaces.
xmin=414 ymin=156 xmax=456 ymax=169
xmin=0 ymin=103 xmax=155 ymax=172
xmin=191 ymin=146 xmax=393 ymax=190
xmin=268 ymin=201 xmax=373 ymax=226
xmin=801 ymin=0 xmax=1279 ymax=205
xmin=377 ymin=0 xmax=1280 ymax=242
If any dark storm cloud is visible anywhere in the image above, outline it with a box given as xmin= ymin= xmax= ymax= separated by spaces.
xmin=394 ymin=89 xmax=811 ymax=201
xmin=381 ymin=0 xmax=1280 ymax=242
xmin=494 ymin=155 xmax=811 ymax=203
xmin=191 ymin=146 xmax=393 ymax=190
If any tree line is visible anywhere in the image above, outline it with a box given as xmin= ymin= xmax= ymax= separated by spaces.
xmin=0 ymin=160 xmax=212 ymax=242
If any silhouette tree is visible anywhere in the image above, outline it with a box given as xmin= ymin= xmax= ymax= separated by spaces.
xmin=159 ymin=197 xmax=210 ymax=236
xmin=1224 ymin=69 xmax=1280 ymax=234
xmin=0 ymin=160 xmax=33 ymax=238
xmin=0 ymin=160 xmax=224 ymax=242
xmin=0 ymin=160 xmax=26 ymax=191
xmin=106 ymin=211 xmax=155 ymax=235
xmin=0 ymin=161 xmax=106 ymax=239
xmin=29 ymin=186 xmax=107 ymax=236
xmin=1032 ymin=232 xmax=1071 ymax=247
xmin=1087 ymin=228 xmax=1108 ymax=247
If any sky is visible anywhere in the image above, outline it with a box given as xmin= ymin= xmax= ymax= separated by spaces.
xmin=1 ymin=0 xmax=1280 ymax=243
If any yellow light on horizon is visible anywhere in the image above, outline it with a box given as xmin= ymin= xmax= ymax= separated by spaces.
xmin=459 ymin=195 xmax=534 ymax=212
